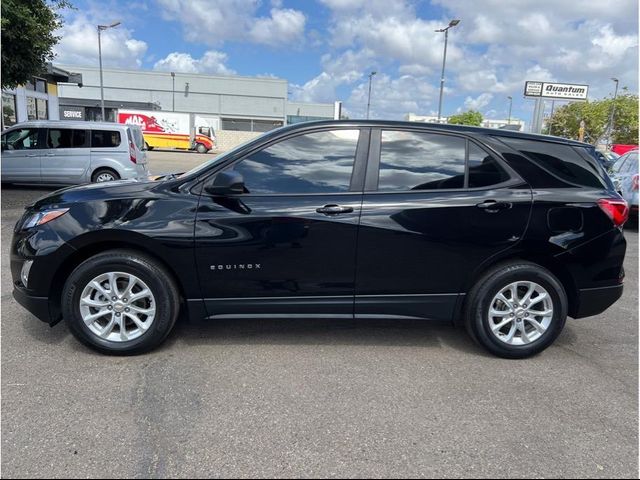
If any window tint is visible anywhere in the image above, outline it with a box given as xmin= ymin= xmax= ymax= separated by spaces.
xmin=378 ymin=131 xmax=465 ymax=191
xmin=3 ymin=128 xmax=40 ymax=150
xmin=468 ymin=142 xmax=510 ymax=188
xmin=91 ymin=130 xmax=121 ymax=148
xmin=500 ymin=137 xmax=608 ymax=189
xmin=47 ymin=129 xmax=88 ymax=148
xmin=620 ymin=152 xmax=638 ymax=174
xmin=230 ymin=129 xmax=359 ymax=194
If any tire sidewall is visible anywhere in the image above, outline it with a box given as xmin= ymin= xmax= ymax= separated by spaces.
xmin=196 ymin=143 xmax=208 ymax=154
xmin=62 ymin=253 xmax=177 ymax=354
xmin=470 ymin=265 xmax=568 ymax=359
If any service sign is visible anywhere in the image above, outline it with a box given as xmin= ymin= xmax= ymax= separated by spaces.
xmin=60 ymin=106 xmax=85 ymax=120
xmin=524 ymin=81 xmax=589 ymax=100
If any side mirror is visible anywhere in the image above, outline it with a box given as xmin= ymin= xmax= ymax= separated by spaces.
xmin=205 ymin=170 xmax=245 ymax=196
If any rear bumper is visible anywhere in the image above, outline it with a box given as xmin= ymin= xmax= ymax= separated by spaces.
xmin=572 ymin=284 xmax=624 ymax=319
xmin=12 ymin=285 xmax=54 ymax=324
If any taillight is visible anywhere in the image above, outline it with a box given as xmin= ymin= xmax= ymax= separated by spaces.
xmin=598 ymin=198 xmax=629 ymax=227
xmin=129 ymin=141 xmax=137 ymax=164
xmin=632 ymin=174 xmax=639 ymax=191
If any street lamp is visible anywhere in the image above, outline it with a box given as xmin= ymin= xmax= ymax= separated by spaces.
xmin=97 ymin=21 xmax=121 ymax=121
xmin=436 ymin=19 xmax=460 ymax=123
xmin=507 ymin=96 xmax=513 ymax=125
xmin=607 ymin=77 xmax=619 ymax=146
xmin=171 ymin=72 xmax=176 ymax=112
xmin=366 ymin=71 xmax=377 ymax=119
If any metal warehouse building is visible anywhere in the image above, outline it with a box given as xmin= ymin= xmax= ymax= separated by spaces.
xmin=56 ymin=66 xmax=339 ymax=150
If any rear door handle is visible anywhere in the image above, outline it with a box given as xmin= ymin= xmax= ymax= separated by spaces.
xmin=476 ymin=200 xmax=512 ymax=212
xmin=26 ymin=153 xmax=38 ymax=157
xmin=316 ymin=204 xmax=354 ymax=215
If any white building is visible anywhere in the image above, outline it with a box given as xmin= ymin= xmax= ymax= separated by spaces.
xmin=405 ymin=113 xmax=525 ymax=131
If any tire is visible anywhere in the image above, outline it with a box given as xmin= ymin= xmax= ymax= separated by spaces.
xmin=91 ymin=168 xmax=120 ymax=183
xmin=61 ymin=250 xmax=180 ymax=355
xmin=195 ymin=143 xmax=208 ymax=154
xmin=464 ymin=262 xmax=568 ymax=359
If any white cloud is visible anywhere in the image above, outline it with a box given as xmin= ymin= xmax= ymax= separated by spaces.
xmin=157 ymin=0 xmax=305 ymax=47
xmin=464 ymin=93 xmax=494 ymax=111
xmin=153 ymin=51 xmax=235 ymax=75
xmin=53 ymin=14 xmax=148 ymax=68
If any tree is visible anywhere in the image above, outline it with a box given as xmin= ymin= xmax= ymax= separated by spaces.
xmin=1 ymin=0 xmax=69 ymax=89
xmin=546 ymin=91 xmax=638 ymax=145
xmin=448 ymin=110 xmax=483 ymax=126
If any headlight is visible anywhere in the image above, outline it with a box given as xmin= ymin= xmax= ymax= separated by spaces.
xmin=21 ymin=208 xmax=69 ymax=230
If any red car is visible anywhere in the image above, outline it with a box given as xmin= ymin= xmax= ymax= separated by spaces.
xmin=611 ymin=144 xmax=638 ymax=155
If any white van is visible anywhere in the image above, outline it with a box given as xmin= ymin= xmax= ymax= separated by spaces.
xmin=1 ymin=121 xmax=149 ymax=185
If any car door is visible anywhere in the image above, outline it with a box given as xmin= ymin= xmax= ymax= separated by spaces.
xmin=41 ymin=127 xmax=90 ymax=184
xmin=194 ymin=127 xmax=369 ymax=318
xmin=354 ymin=128 xmax=532 ymax=321
xmin=1 ymin=127 xmax=43 ymax=183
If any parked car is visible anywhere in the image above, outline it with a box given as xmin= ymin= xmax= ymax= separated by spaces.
xmin=610 ymin=149 xmax=638 ymax=222
xmin=1 ymin=121 xmax=149 ymax=185
xmin=11 ymin=120 xmax=628 ymax=358
xmin=594 ymin=150 xmax=619 ymax=170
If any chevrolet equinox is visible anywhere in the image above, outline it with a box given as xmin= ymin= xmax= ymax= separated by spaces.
xmin=11 ymin=121 xmax=628 ymax=358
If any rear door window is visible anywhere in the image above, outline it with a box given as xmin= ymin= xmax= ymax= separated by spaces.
xmin=378 ymin=131 xmax=466 ymax=191
xmin=47 ymin=129 xmax=89 ymax=148
xmin=91 ymin=130 xmax=121 ymax=148
xmin=467 ymin=142 xmax=510 ymax=188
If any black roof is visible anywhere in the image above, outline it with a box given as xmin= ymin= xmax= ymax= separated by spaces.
xmin=282 ymin=119 xmax=592 ymax=147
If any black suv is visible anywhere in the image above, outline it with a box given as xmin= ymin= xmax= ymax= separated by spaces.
xmin=11 ymin=121 xmax=628 ymax=358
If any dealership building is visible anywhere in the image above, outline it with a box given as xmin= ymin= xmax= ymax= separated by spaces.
xmin=54 ymin=65 xmax=338 ymax=149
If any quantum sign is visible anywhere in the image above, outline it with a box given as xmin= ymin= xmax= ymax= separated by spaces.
xmin=524 ymin=81 xmax=589 ymax=100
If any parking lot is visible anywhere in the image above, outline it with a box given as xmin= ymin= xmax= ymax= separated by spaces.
xmin=1 ymin=151 xmax=638 ymax=478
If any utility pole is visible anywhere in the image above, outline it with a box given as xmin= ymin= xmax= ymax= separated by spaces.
xmin=607 ymin=77 xmax=619 ymax=146
xmin=436 ymin=19 xmax=460 ymax=123
xmin=97 ymin=21 xmax=121 ymax=121
xmin=171 ymin=72 xmax=176 ymax=112
xmin=366 ymin=71 xmax=376 ymax=119
xmin=507 ymin=96 xmax=512 ymax=125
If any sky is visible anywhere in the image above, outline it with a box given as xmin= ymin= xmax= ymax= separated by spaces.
xmin=52 ymin=0 xmax=639 ymax=124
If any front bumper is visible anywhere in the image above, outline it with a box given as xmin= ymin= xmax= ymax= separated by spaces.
xmin=572 ymin=284 xmax=624 ymax=319
xmin=12 ymin=284 xmax=56 ymax=324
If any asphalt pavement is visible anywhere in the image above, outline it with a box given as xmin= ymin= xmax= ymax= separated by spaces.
xmin=1 ymin=151 xmax=638 ymax=478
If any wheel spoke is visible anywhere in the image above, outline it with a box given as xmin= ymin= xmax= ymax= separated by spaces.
xmin=100 ymin=314 xmax=117 ymax=338
xmin=509 ymin=283 xmax=519 ymax=303
xmin=122 ymin=275 xmax=137 ymax=299
xmin=125 ymin=312 xmax=149 ymax=331
xmin=81 ymin=296 xmax=109 ymax=308
xmin=503 ymin=323 xmax=517 ymax=342
xmin=528 ymin=293 xmax=548 ymax=306
xmin=497 ymin=294 xmax=514 ymax=310
xmin=83 ymin=309 xmax=110 ymax=325
xmin=492 ymin=318 xmax=513 ymax=332
xmin=118 ymin=316 xmax=128 ymax=341
xmin=91 ymin=281 xmax=111 ymax=299
xmin=527 ymin=318 xmax=547 ymax=334
xmin=107 ymin=272 xmax=119 ymax=297
xmin=490 ymin=308 xmax=511 ymax=317
xmin=129 ymin=305 xmax=155 ymax=316
xmin=519 ymin=323 xmax=531 ymax=344
xmin=521 ymin=283 xmax=535 ymax=304
xmin=529 ymin=309 xmax=553 ymax=316
xmin=129 ymin=289 xmax=151 ymax=303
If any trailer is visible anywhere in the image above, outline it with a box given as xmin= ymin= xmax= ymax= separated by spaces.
xmin=117 ymin=110 xmax=217 ymax=153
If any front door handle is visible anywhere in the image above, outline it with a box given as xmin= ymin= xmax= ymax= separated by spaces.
xmin=316 ymin=204 xmax=354 ymax=215
xmin=476 ymin=200 xmax=512 ymax=212
xmin=26 ymin=153 xmax=38 ymax=157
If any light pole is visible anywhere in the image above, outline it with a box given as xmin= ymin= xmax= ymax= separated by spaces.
xmin=97 ymin=21 xmax=121 ymax=121
xmin=366 ymin=71 xmax=376 ymax=119
xmin=607 ymin=77 xmax=619 ymax=146
xmin=436 ymin=19 xmax=460 ymax=123
xmin=507 ymin=96 xmax=512 ymax=125
xmin=171 ymin=72 xmax=176 ymax=112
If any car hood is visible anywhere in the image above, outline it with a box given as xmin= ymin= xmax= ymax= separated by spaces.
xmin=31 ymin=179 xmax=162 ymax=210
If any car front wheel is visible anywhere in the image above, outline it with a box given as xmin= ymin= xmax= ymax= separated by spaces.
xmin=464 ymin=262 xmax=568 ymax=359
xmin=61 ymin=250 xmax=180 ymax=355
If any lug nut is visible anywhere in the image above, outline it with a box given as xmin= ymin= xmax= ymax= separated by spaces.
xmin=108 ymin=306 xmax=113 ymax=310
xmin=523 ymin=304 xmax=528 ymax=308
xmin=123 ymin=298 xmax=128 ymax=303
xmin=125 ymin=308 xmax=130 ymax=312
xmin=112 ymin=296 xmax=117 ymax=301
xmin=115 ymin=312 xmax=121 ymax=317
xmin=525 ymin=313 xmax=529 ymax=317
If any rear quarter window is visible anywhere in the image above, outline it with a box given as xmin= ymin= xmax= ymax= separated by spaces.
xmin=498 ymin=137 xmax=610 ymax=189
xmin=91 ymin=130 xmax=121 ymax=148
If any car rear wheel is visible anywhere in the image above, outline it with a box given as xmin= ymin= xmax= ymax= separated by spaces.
xmin=91 ymin=168 xmax=120 ymax=183
xmin=61 ymin=250 xmax=180 ymax=355
xmin=195 ymin=143 xmax=208 ymax=154
xmin=464 ymin=262 xmax=568 ymax=359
